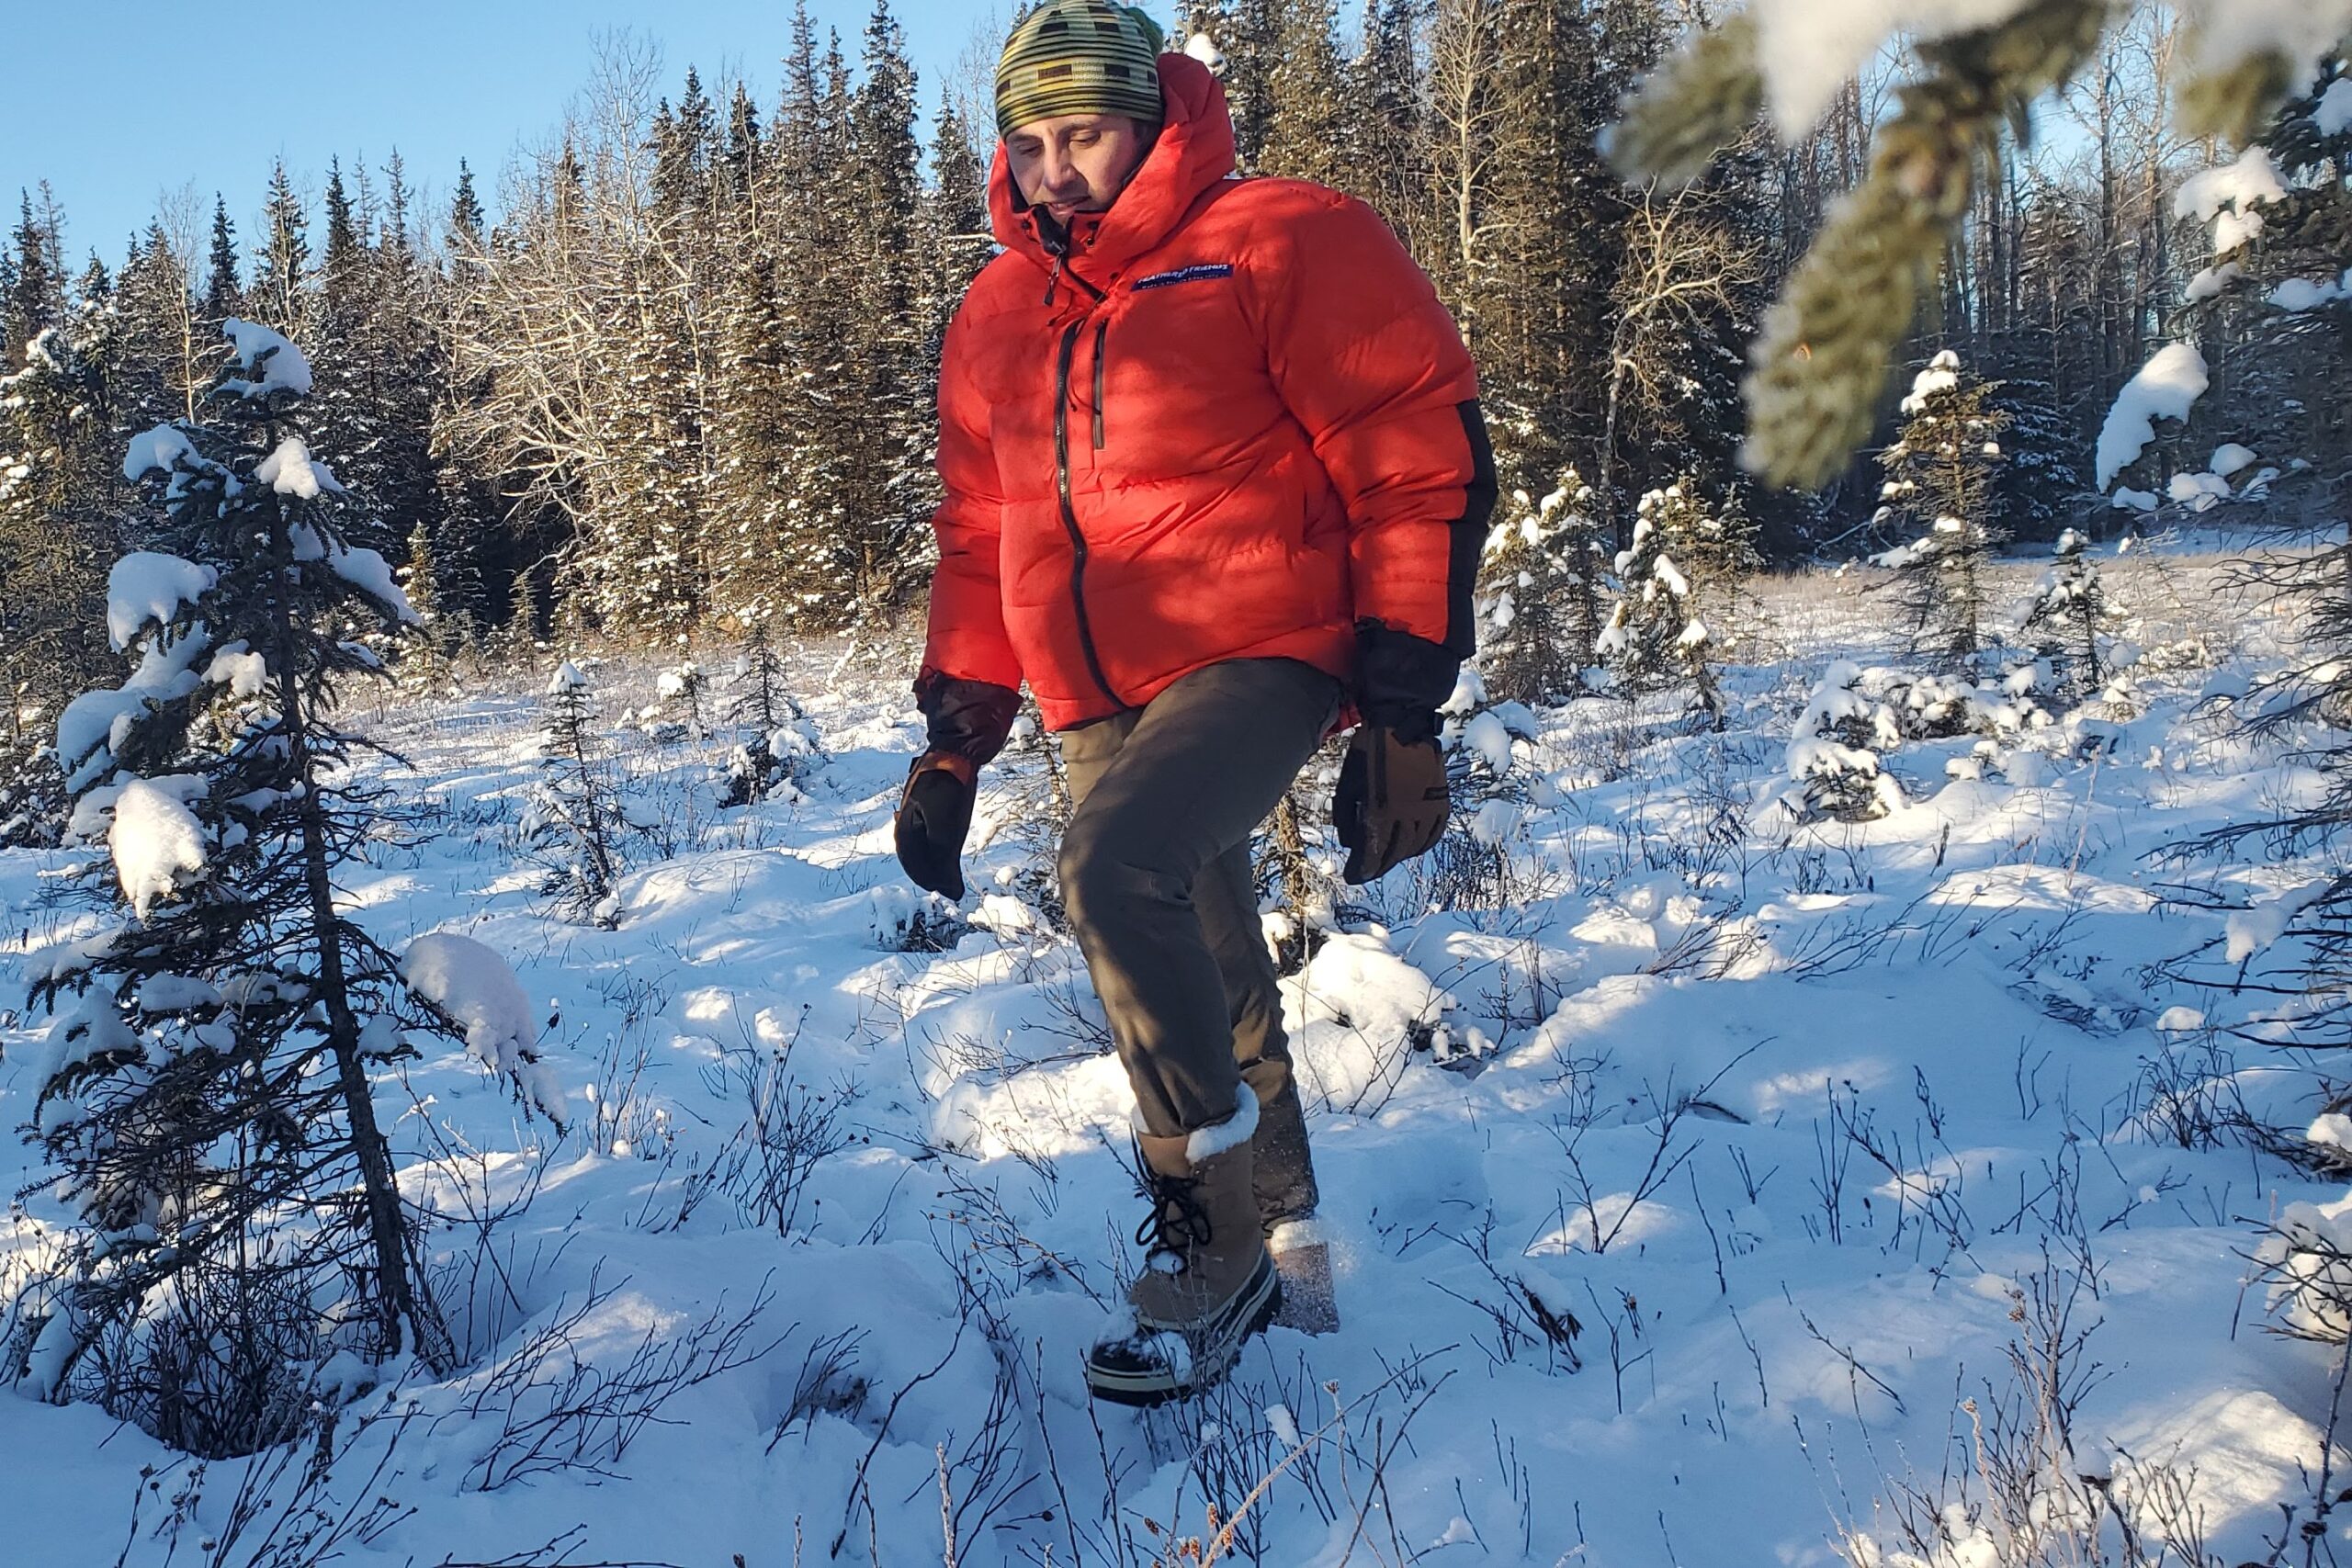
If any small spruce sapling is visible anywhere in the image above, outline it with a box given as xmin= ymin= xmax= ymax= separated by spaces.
xmin=1875 ymin=352 xmax=2010 ymax=673
xmin=21 ymin=321 xmax=543 ymax=1449
xmin=1476 ymin=469 xmax=1609 ymax=705
xmin=1598 ymin=480 xmax=1729 ymax=729
xmin=721 ymin=625 xmax=820 ymax=807
xmin=528 ymin=660 xmax=626 ymax=926
xmin=1779 ymin=661 xmax=1904 ymax=824
xmin=1408 ymin=669 xmax=1557 ymax=916
xmin=2014 ymin=529 xmax=2118 ymax=702
xmin=653 ymin=657 xmax=707 ymax=739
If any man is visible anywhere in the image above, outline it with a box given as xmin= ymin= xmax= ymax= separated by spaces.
xmin=894 ymin=0 xmax=1494 ymax=1405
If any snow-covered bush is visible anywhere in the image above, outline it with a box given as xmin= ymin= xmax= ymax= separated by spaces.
xmin=866 ymin=882 xmax=967 ymax=953
xmin=2014 ymin=530 xmax=2123 ymax=701
xmin=1886 ymin=668 xmax=2050 ymax=743
xmin=1411 ymin=671 xmax=1560 ymax=913
xmin=650 ymin=658 xmax=707 ymax=739
xmin=2257 ymin=1195 xmax=2352 ymax=1342
xmin=1777 ymin=661 xmax=1904 ymax=824
xmin=719 ymin=626 xmax=820 ymax=807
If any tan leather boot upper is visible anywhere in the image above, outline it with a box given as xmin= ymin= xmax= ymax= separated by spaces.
xmin=1127 ymin=1128 xmax=1272 ymax=1331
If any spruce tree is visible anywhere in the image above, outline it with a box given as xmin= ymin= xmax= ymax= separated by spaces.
xmin=1987 ymin=378 xmax=2082 ymax=543
xmin=724 ymin=82 xmax=764 ymax=209
xmin=528 ymin=661 xmax=626 ymax=926
xmin=251 ymin=162 xmax=311 ymax=339
xmin=841 ymin=0 xmax=929 ymax=617
xmin=1182 ymin=0 xmax=1273 ymax=167
xmin=22 ymin=320 xmax=526 ymax=1449
xmin=1876 ymin=351 xmax=2010 ymax=672
xmin=1484 ymin=0 xmax=1663 ymax=502
xmin=652 ymin=68 xmax=718 ymax=218
xmin=67 ymin=254 xmax=123 ymax=438
xmin=1781 ymin=663 xmax=1904 ymax=825
xmin=322 ymin=160 xmax=361 ymax=287
xmin=431 ymin=160 xmax=500 ymax=633
xmin=6 ymin=186 xmax=65 ymax=361
xmin=721 ymin=624 xmax=816 ymax=807
xmin=201 ymin=194 xmax=241 ymax=323
xmin=447 ymin=161 xmax=486 ymax=249
xmin=307 ymin=153 xmax=441 ymax=564
xmin=2173 ymin=57 xmax=2352 ymax=518
xmin=2014 ymin=528 xmax=2115 ymax=702
xmin=776 ymin=24 xmax=865 ymax=625
xmin=1352 ymin=0 xmax=1430 ymax=243
xmin=112 ymin=222 xmax=195 ymax=428
xmin=0 ymin=321 xmax=116 ymax=846
xmin=1261 ymin=0 xmax=1350 ymax=187
xmin=1476 ymin=468 xmax=1609 ymax=705
xmin=590 ymin=252 xmax=706 ymax=636
xmin=1597 ymin=479 xmax=1727 ymax=728
xmin=707 ymin=238 xmax=795 ymax=624
xmin=366 ymin=152 xmax=443 ymax=554
xmin=400 ymin=514 xmax=485 ymax=674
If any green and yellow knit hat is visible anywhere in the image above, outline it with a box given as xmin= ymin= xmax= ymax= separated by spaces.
xmin=994 ymin=1 xmax=1168 ymax=139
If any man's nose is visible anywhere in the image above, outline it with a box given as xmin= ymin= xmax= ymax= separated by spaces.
xmin=1039 ymin=145 xmax=1080 ymax=192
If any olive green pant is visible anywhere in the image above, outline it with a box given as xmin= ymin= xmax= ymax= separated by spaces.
xmin=1057 ymin=658 xmax=1339 ymax=1222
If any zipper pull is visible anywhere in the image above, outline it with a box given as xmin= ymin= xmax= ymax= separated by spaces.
xmin=1043 ymin=256 xmax=1063 ymax=307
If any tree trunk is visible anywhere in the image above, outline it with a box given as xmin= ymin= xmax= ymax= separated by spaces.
xmin=263 ymin=473 xmax=442 ymax=1373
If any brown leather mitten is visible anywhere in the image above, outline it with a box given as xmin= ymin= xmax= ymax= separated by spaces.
xmin=1333 ymin=726 xmax=1449 ymax=886
xmin=894 ymin=751 xmax=978 ymax=900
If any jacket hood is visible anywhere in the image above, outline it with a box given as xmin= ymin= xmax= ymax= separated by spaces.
xmin=987 ymin=51 xmax=1238 ymax=287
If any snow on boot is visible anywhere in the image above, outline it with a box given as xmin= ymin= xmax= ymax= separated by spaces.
xmin=1084 ymin=1092 xmax=1280 ymax=1406
xmin=1268 ymin=1218 xmax=1340 ymax=1335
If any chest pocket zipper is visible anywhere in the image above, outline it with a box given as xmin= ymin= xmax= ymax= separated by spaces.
xmin=1091 ymin=319 xmax=1108 ymax=450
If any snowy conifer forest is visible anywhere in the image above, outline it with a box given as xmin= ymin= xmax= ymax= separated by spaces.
xmin=7 ymin=0 xmax=2352 ymax=1563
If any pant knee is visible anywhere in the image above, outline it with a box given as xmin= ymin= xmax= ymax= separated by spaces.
xmin=1058 ymin=813 xmax=1188 ymax=941
xmin=1057 ymin=815 xmax=1125 ymax=937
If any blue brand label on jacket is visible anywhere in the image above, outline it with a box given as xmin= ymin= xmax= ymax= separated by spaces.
xmin=1132 ymin=263 xmax=1235 ymax=290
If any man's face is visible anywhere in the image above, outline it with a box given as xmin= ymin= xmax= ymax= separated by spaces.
xmin=1006 ymin=114 xmax=1153 ymax=225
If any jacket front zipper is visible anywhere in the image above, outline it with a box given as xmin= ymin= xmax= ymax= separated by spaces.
xmin=1091 ymin=320 xmax=1108 ymax=449
xmin=1055 ymin=320 xmax=1120 ymax=708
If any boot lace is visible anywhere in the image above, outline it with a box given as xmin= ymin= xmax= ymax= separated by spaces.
xmin=1136 ymin=1168 xmax=1213 ymax=1272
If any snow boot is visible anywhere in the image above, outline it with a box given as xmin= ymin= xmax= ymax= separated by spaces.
xmin=1268 ymin=1219 xmax=1340 ymax=1335
xmin=1242 ymin=1064 xmax=1318 ymax=1225
xmin=1244 ymin=1066 xmax=1340 ymax=1333
xmin=1083 ymin=1102 xmax=1281 ymax=1406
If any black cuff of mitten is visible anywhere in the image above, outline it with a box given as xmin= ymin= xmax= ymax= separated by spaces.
xmin=912 ymin=670 xmax=1023 ymax=764
xmin=1353 ymin=621 xmax=1457 ymax=745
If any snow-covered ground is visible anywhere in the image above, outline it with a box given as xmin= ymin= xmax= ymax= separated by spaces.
xmin=4 ymin=541 xmax=2346 ymax=1567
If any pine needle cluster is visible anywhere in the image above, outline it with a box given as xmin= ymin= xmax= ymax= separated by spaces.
xmin=1609 ymin=0 xmax=2325 ymax=489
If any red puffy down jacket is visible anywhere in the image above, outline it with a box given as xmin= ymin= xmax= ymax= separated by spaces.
xmin=919 ymin=51 xmax=1491 ymax=737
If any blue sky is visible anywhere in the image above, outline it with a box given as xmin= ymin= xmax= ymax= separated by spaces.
xmin=4 ymin=0 xmax=1034 ymax=274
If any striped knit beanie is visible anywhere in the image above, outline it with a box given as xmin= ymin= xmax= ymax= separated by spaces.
xmin=994 ymin=1 xmax=1168 ymax=139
